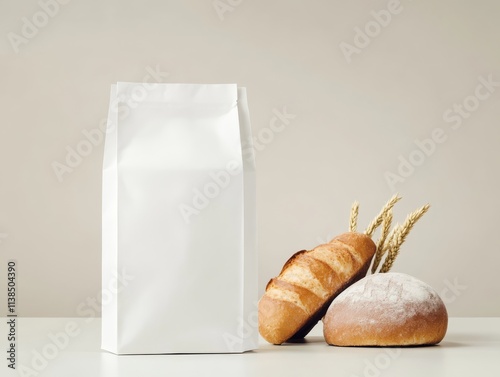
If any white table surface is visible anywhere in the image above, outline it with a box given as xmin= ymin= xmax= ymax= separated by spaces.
xmin=1 ymin=317 xmax=498 ymax=377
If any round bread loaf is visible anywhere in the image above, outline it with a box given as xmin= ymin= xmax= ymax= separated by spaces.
xmin=323 ymin=272 xmax=448 ymax=346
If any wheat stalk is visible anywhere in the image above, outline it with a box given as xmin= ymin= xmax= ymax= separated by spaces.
xmin=349 ymin=201 xmax=359 ymax=232
xmin=371 ymin=210 xmax=393 ymax=273
xmin=379 ymin=232 xmax=401 ymax=273
xmin=365 ymin=194 xmax=402 ymax=237
xmin=375 ymin=222 xmax=400 ymax=273
xmin=379 ymin=204 xmax=430 ymax=273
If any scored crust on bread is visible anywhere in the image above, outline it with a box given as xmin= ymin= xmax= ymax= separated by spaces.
xmin=258 ymin=232 xmax=376 ymax=345
xmin=258 ymin=196 xmax=432 ymax=346
xmin=323 ymin=272 xmax=448 ymax=346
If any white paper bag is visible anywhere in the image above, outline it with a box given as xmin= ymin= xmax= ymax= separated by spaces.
xmin=101 ymin=83 xmax=257 ymax=354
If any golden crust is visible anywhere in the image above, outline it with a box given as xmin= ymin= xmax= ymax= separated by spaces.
xmin=258 ymin=232 xmax=376 ymax=345
xmin=323 ymin=273 xmax=449 ymax=346
xmin=324 ymin=303 xmax=448 ymax=346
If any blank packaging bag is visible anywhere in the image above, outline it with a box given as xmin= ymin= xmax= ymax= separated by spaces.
xmin=101 ymin=83 xmax=257 ymax=354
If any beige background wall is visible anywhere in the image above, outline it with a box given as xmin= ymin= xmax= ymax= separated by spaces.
xmin=0 ymin=0 xmax=499 ymax=317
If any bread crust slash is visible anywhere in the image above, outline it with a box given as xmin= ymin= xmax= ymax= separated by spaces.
xmin=258 ymin=232 xmax=376 ymax=345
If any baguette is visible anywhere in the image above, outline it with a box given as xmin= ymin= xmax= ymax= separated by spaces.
xmin=258 ymin=232 xmax=376 ymax=345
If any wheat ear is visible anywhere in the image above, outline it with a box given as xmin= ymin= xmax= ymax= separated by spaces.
xmin=379 ymin=204 xmax=430 ymax=273
xmin=365 ymin=194 xmax=402 ymax=237
xmin=371 ymin=210 xmax=393 ymax=273
xmin=372 ymin=222 xmax=399 ymax=273
xmin=349 ymin=201 xmax=359 ymax=232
